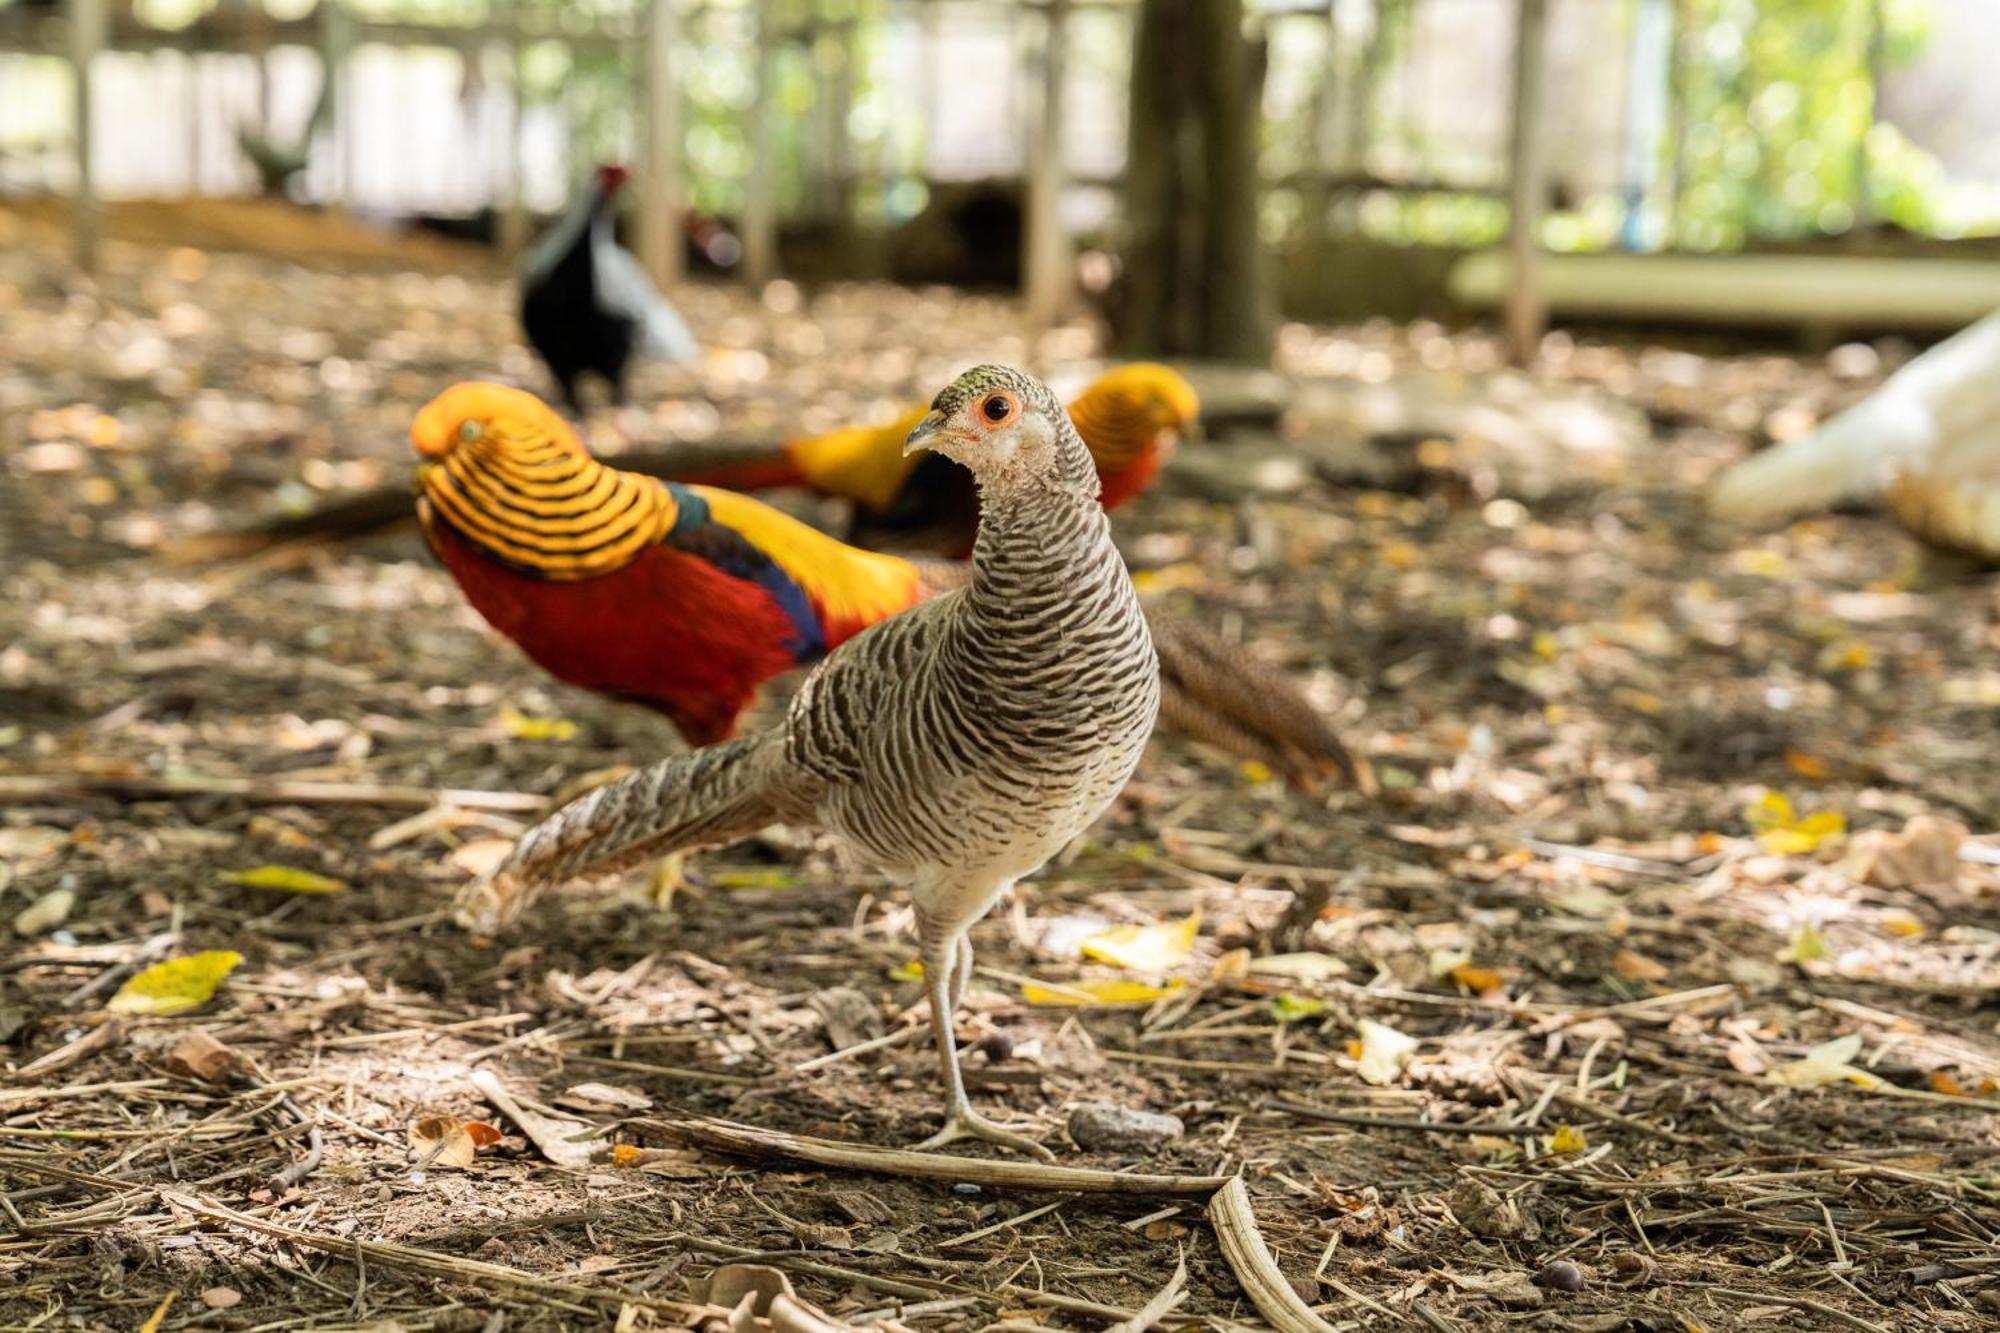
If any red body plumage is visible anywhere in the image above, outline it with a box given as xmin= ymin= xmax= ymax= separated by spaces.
xmin=1095 ymin=449 xmax=1165 ymax=514
xmin=426 ymin=513 xmax=812 ymax=745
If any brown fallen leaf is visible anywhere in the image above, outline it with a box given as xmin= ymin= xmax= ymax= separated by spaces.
xmin=1611 ymin=949 xmax=1668 ymax=982
xmin=409 ymin=1115 xmax=504 ymax=1170
xmin=1449 ymin=1176 xmax=1527 ymax=1239
xmin=164 ymin=1031 xmax=241 ymax=1084
xmin=1839 ymin=814 xmax=1968 ymax=890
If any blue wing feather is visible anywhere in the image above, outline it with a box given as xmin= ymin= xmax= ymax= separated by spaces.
xmin=661 ymin=484 xmax=827 ymax=660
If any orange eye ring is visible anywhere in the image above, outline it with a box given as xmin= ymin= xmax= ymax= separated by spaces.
xmin=977 ymin=392 xmax=1019 ymax=428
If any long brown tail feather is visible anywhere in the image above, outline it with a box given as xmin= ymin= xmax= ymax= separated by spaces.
xmin=457 ymin=735 xmax=788 ymax=931
xmin=1144 ymin=610 xmax=1375 ymax=797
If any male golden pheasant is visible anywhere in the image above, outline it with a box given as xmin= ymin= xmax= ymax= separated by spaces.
xmin=414 ymin=383 xmax=1366 ymax=790
xmin=666 ymin=363 xmax=1199 ymax=555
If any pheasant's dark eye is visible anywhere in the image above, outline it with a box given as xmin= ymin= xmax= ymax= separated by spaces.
xmin=981 ymin=394 xmax=1012 ymax=423
xmin=458 ymin=420 xmax=483 ymax=444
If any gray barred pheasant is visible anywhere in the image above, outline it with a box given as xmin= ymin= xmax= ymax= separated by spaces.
xmin=465 ymin=365 xmax=1160 ymax=1157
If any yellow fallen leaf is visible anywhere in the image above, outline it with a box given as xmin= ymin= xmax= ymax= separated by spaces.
xmin=107 ymin=951 xmax=243 ymax=1016
xmin=1771 ymin=1034 xmax=1879 ymax=1089
xmin=1021 ymin=978 xmax=1185 ymax=1007
xmin=708 ymin=867 xmax=803 ymax=890
xmin=1880 ymin=911 xmax=1925 ymax=939
xmin=1929 ymin=1070 xmax=1967 ymax=1097
xmin=1731 ymin=548 xmax=1789 ymax=578
xmin=1747 ymin=791 xmax=1798 ymax=833
xmin=1270 ymin=992 xmax=1329 ymax=1023
xmin=887 ymin=960 xmax=925 ymax=983
xmin=1775 ymin=922 xmax=1829 ymax=966
xmin=219 ymin=865 xmax=345 ymax=895
xmin=1353 ymin=1019 xmax=1418 ymax=1086
xmin=138 ymin=1292 xmax=177 ymax=1333
xmin=611 ymin=1143 xmax=646 ymax=1166
xmin=1449 ymin=963 xmax=1505 ymax=994
xmin=1547 ymin=1124 xmax=1588 ymax=1154
xmin=1817 ymin=640 xmax=1874 ymax=673
xmin=1079 ymin=912 xmax=1198 ymax=974
xmin=1238 ymin=760 xmax=1274 ymax=785
xmin=1749 ymin=791 xmax=1846 ymax=855
xmin=498 ymin=706 xmax=578 ymax=742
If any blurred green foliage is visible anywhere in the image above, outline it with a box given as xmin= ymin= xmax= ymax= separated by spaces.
xmin=1674 ymin=0 xmax=1938 ymax=247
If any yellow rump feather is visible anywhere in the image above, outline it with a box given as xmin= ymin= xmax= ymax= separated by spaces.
xmin=691 ymin=486 xmax=924 ymax=630
xmin=785 ymin=407 xmax=931 ymax=511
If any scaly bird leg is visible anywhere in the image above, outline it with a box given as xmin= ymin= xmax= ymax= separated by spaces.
xmin=645 ymin=851 xmax=698 ymax=912
xmin=950 ymin=933 xmax=974 ymax=1013
xmin=914 ymin=922 xmax=1052 ymax=1160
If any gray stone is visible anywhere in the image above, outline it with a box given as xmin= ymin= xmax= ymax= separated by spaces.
xmin=1067 ymin=1103 xmax=1185 ymax=1153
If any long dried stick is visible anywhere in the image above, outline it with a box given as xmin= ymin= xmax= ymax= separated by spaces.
xmin=639 ymin=1115 xmax=1227 ymax=1196
xmin=1206 ymin=1176 xmax=1341 ymax=1333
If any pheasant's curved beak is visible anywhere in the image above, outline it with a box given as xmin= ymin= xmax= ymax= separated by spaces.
xmin=904 ymin=410 xmax=950 ymax=456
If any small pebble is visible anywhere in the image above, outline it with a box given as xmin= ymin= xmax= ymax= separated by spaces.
xmin=1066 ymin=1103 xmax=1184 ymax=1153
xmin=975 ymin=1029 xmax=1014 ymax=1063
xmin=1537 ymin=1260 xmax=1586 ymax=1293
xmin=951 ymin=1182 xmax=982 ymax=1197
xmin=200 ymin=1287 xmax=242 ymax=1310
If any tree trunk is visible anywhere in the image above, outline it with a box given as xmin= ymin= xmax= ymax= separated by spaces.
xmin=1198 ymin=0 xmax=1269 ymax=362
xmin=1120 ymin=0 xmax=1270 ymax=364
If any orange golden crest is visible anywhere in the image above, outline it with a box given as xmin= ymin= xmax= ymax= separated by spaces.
xmin=411 ymin=382 xmax=580 ymax=460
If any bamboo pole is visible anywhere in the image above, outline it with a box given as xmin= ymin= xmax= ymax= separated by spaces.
xmin=69 ymin=0 xmax=106 ymax=271
xmin=1022 ymin=0 xmax=1072 ymax=325
xmin=1503 ymin=0 xmax=1550 ymax=365
xmin=638 ymin=0 xmax=685 ymax=288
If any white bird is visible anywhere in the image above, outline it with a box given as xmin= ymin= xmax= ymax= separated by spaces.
xmin=1708 ymin=310 xmax=2000 ymax=561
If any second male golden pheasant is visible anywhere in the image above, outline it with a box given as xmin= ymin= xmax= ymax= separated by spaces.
xmin=666 ymin=363 xmax=1200 ymax=555
xmin=414 ymin=383 xmax=1366 ymax=791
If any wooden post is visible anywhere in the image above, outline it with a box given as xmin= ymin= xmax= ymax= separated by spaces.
xmin=319 ymin=0 xmax=354 ymax=220
xmin=1503 ymin=0 xmax=1550 ymax=365
xmin=1022 ymin=0 xmax=1071 ymax=325
xmin=638 ymin=0 xmax=684 ymax=288
xmin=70 ymin=0 xmax=106 ymax=271
xmin=741 ymin=0 xmax=781 ymax=288
xmin=495 ymin=4 xmax=530 ymax=259
xmin=808 ymin=20 xmax=854 ymax=221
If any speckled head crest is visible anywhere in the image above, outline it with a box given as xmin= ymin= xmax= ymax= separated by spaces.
xmin=907 ymin=364 xmax=1096 ymax=495
xmin=926 ymin=365 xmax=1054 ymax=420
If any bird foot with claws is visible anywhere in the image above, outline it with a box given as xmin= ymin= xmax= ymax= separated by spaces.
xmin=917 ymin=1110 xmax=1056 ymax=1161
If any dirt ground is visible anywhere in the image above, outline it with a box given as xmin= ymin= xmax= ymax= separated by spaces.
xmin=2 ymin=203 xmax=1998 ymax=1333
